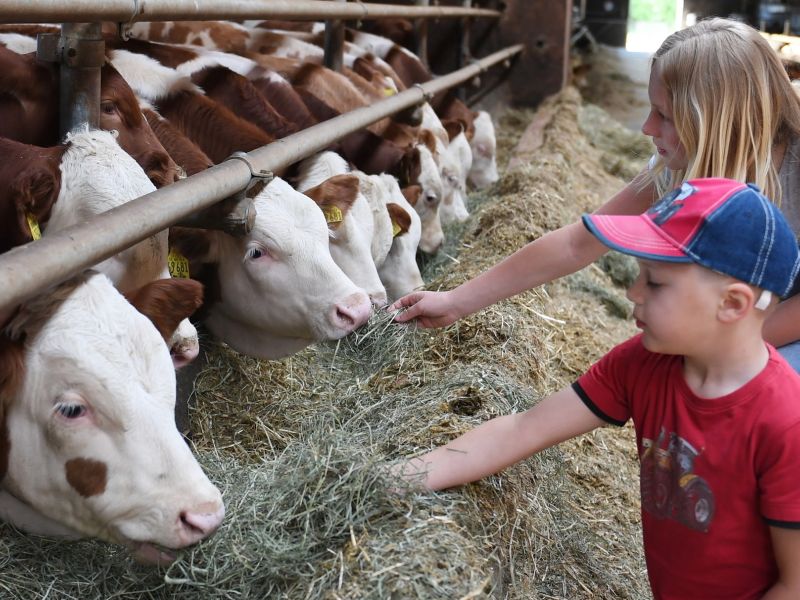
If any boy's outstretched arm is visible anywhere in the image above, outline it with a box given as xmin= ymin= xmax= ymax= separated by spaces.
xmin=762 ymin=527 xmax=800 ymax=599
xmin=393 ymin=386 xmax=607 ymax=491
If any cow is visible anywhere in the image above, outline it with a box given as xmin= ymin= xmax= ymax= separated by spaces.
xmin=294 ymin=151 xmax=388 ymax=306
xmin=375 ymin=174 xmax=425 ymax=301
xmin=0 ymin=129 xmax=200 ymax=367
xmin=468 ymin=110 xmax=499 ymax=189
xmin=0 ymin=272 xmax=223 ymax=565
xmin=0 ymin=42 xmax=181 ymax=189
xmin=170 ymin=176 xmax=372 ymax=359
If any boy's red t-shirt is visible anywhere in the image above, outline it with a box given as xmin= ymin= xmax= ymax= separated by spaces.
xmin=574 ymin=335 xmax=800 ymax=600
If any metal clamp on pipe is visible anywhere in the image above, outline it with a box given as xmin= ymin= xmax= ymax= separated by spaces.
xmin=174 ymin=153 xmax=271 ymax=236
xmin=37 ymin=31 xmax=105 ymax=67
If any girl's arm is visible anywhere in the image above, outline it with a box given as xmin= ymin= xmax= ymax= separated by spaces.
xmin=763 ymin=295 xmax=800 ymax=347
xmin=761 ymin=527 xmax=800 ymax=599
xmin=393 ymin=386 xmax=607 ymax=491
xmin=392 ymin=172 xmax=657 ymax=327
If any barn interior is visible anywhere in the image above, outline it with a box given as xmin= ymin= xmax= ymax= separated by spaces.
xmin=0 ymin=1 xmax=796 ymax=598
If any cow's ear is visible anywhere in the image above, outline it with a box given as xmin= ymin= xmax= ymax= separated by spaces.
xmin=303 ymin=174 xmax=359 ymax=229
xmin=0 ymin=333 xmax=25 ymax=480
xmin=401 ymin=184 xmax=422 ymax=207
xmin=386 ymin=202 xmax=411 ymax=236
xmin=442 ymin=118 xmax=467 ymax=142
xmin=126 ymin=279 xmax=203 ymax=342
xmin=169 ymin=227 xmax=217 ymax=264
xmin=417 ymin=128 xmax=438 ymax=155
xmin=12 ymin=166 xmax=61 ymax=243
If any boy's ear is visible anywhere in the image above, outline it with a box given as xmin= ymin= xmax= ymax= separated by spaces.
xmin=718 ymin=282 xmax=757 ymax=323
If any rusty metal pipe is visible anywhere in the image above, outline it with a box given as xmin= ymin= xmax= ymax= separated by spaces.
xmin=0 ymin=44 xmax=523 ymax=312
xmin=0 ymin=0 xmax=500 ymax=23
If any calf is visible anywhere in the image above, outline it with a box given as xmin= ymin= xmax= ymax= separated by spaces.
xmin=170 ymin=177 xmax=372 ymax=359
xmin=0 ymin=272 xmax=223 ymax=565
xmin=0 ymin=43 xmax=180 ymax=188
xmin=108 ymin=48 xmax=274 ymax=164
xmin=376 ymin=174 xmax=424 ymax=301
xmin=0 ymin=130 xmax=200 ymax=367
xmin=294 ymin=151 xmax=388 ymax=306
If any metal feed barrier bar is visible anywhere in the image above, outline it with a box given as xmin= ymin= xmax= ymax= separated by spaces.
xmin=0 ymin=43 xmax=523 ymax=312
xmin=0 ymin=0 xmax=500 ymax=23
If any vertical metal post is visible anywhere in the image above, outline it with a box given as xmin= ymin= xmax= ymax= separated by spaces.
xmin=456 ymin=0 xmax=473 ymax=101
xmin=414 ymin=0 xmax=429 ymax=68
xmin=57 ymin=23 xmax=103 ymax=139
xmin=324 ymin=0 xmax=346 ymax=71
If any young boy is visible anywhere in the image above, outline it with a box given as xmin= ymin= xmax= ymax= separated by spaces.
xmin=394 ymin=178 xmax=800 ymax=599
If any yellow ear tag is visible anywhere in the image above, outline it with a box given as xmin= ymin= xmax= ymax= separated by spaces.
xmin=322 ymin=205 xmax=343 ymax=225
xmin=383 ymin=87 xmax=396 ymax=97
xmin=391 ymin=219 xmax=402 ymax=238
xmin=168 ymin=248 xmax=190 ymax=279
xmin=26 ymin=213 xmax=41 ymax=241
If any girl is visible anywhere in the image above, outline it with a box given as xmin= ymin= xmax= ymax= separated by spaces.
xmin=391 ymin=17 xmax=800 ymax=369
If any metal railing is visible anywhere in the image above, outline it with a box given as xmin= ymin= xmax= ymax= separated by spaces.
xmin=0 ymin=43 xmax=523 ymax=312
xmin=0 ymin=0 xmax=500 ymax=23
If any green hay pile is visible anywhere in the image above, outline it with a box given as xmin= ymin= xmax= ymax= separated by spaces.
xmin=0 ymin=87 xmax=653 ymax=599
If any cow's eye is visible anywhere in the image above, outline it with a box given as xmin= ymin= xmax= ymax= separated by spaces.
xmin=56 ymin=404 xmax=86 ymax=419
xmin=245 ymin=247 xmax=263 ymax=260
xmin=100 ymin=101 xmax=117 ymax=115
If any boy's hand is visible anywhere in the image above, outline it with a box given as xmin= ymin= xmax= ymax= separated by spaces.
xmin=389 ymin=290 xmax=461 ymax=328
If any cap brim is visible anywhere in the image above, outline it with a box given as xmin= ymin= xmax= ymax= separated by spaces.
xmin=583 ymin=213 xmax=691 ymax=262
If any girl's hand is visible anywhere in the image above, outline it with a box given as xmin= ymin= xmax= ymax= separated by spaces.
xmin=389 ymin=290 xmax=461 ymax=328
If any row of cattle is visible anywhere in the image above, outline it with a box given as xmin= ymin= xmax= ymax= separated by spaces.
xmin=0 ymin=19 xmax=500 ymax=564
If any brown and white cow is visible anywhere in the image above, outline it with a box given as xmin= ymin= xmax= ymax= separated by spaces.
xmin=0 ymin=272 xmax=223 ymax=564
xmin=170 ymin=176 xmax=372 ymax=359
xmin=0 ymin=42 xmax=181 ymax=188
xmin=294 ymin=151 xmax=388 ymax=306
xmin=0 ymin=129 xmax=200 ymax=367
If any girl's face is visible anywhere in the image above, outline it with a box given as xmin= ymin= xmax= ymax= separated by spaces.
xmin=642 ymin=70 xmax=687 ymax=171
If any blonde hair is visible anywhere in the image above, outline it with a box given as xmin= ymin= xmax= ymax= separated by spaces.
xmin=650 ymin=17 xmax=800 ymax=203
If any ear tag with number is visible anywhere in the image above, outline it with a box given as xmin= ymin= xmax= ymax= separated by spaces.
xmin=322 ymin=205 xmax=343 ymax=225
xmin=168 ymin=248 xmax=190 ymax=279
xmin=26 ymin=213 xmax=42 ymax=241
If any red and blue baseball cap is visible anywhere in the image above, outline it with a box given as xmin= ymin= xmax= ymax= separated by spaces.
xmin=583 ymin=178 xmax=800 ymax=298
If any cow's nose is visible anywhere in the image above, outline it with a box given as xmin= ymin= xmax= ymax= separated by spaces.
xmin=178 ymin=502 xmax=225 ymax=545
xmin=332 ymin=291 xmax=371 ymax=332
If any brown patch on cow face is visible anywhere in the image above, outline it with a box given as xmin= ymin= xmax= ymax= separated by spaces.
xmin=0 ymin=334 xmax=25 ymax=480
xmin=65 ymin=457 xmax=107 ymax=497
xmin=401 ymin=185 xmax=422 ymax=207
xmin=386 ymin=202 xmax=412 ymax=236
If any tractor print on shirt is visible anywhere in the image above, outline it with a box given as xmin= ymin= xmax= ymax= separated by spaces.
xmin=640 ymin=427 xmax=715 ymax=532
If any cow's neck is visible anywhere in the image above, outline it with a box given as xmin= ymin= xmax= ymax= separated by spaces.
xmin=203 ymin=308 xmax=312 ymax=359
xmin=0 ymin=489 xmax=82 ymax=538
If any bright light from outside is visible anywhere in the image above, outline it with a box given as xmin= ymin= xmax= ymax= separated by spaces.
xmin=626 ymin=0 xmax=682 ymax=53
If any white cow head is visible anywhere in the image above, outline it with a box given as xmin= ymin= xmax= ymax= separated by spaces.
xmin=405 ymin=143 xmax=444 ymax=253
xmin=0 ymin=273 xmax=223 ymax=564
xmin=294 ymin=152 xmax=388 ymax=307
xmin=43 ymin=129 xmax=200 ymax=367
xmin=468 ymin=110 xmax=499 ymax=189
xmin=377 ymin=174 xmax=424 ymax=301
xmin=172 ymin=177 xmax=372 ymax=359
xmin=352 ymin=171 xmax=395 ymax=269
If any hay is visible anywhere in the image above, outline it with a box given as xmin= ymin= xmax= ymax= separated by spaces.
xmin=0 ymin=85 xmax=653 ymax=598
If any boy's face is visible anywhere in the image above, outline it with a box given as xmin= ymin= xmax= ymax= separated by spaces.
xmin=626 ymin=259 xmax=724 ymax=355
